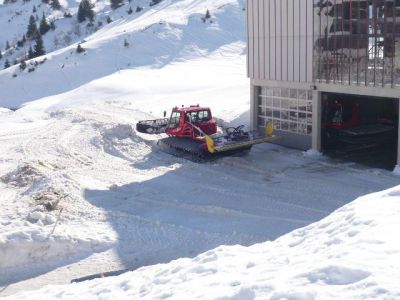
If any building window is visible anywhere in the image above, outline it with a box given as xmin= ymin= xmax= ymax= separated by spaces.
xmin=314 ymin=0 xmax=400 ymax=88
xmin=257 ymin=87 xmax=313 ymax=136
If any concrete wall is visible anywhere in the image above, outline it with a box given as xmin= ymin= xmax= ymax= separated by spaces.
xmin=246 ymin=0 xmax=314 ymax=82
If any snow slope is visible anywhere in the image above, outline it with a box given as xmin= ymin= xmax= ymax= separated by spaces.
xmin=0 ymin=0 xmax=245 ymax=108
xmin=0 ymin=0 xmax=154 ymax=65
xmin=5 ymin=185 xmax=400 ymax=299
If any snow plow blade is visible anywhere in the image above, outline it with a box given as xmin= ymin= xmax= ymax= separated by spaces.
xmin=206 ymin=135 xmax=278 ymax=154
xmin=205 ymin=123 xmax=277 ymax=154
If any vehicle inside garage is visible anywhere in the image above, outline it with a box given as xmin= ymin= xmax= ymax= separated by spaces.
xmin=321 ymin=92 xmax=398 ymax=170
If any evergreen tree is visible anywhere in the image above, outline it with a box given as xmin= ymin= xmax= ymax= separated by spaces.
xmin=4 ymin=59 xmax=10 ymax=69
xmin=124 ymin=38 xmax=129 ymax=47
xmin=42 ymin=0 xmax=49 ymax=4
xmin=33 ymin=5 xmax=37 ymax=13
xmin=0 ymin=50 xmax=2 ymax=60
xmin=149 ymin=0 xmax=162 ymax=6
xmin=76 ymin=44 xmax=85 ymax=53
xmin=77 ymin=0 xmax=95 ymax=22
xmin=205 ymin=9 xmax=211 ymax=19
xmin=135 ymin=5 xmax=142 ymax=12
xmin=22 ymin=35 xmax=27 ymax=44
xmin=5 ymin=41 xmax=10 ymax=50
xmin=110 ymin=0 xmax=123 ymax=10
xmin=127 ymin=6 xmax=133 ymax=14
xmin=39 ymin=12 xmax=51 ymax=34
xmin=50 ymin=0 xmax=61 ymax=10
xmin=19 ymin=60 xmax=27 ymax=70
xmin=33 ymin=32 xmax=45 ymax=57
xmin=50 ymin=20 xmax=56 ymax=30
xmin=202 ymin=9 xmax=211 ymax=23
xmin=28 ymin=46 xmax=34 ymax=59
xmin=27 ymin=15 xmax=38 ymax=39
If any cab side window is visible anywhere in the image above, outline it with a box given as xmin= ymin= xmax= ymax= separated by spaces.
xmin=198 ymin=110 xmax=210 ymax=122
xmin=169 ymin=112 xmax=181 ymax=128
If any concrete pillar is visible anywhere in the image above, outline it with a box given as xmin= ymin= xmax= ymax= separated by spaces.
xmin=397 ymin=99 xmax=400 ymax=166
xmin=250 ymin=84 xmax=258 ymax=131
xmin=312 ymin=90 xmax=322 ymax=151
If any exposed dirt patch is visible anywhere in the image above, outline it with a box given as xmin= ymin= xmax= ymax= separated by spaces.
xmin=1 ymin=163 xmax=46 ymax=187
xmin=33 ymin=188 xmax=68 ymax=211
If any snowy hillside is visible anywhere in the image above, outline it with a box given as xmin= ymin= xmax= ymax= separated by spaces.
xmin=5 ymin=186 xmax=400 ymax=299
xmin=0 ymin=0 xmax=245 ymax=108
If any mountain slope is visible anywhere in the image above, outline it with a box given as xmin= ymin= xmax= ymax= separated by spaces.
xmin=0 ymin=0 xmax=246 ymax=108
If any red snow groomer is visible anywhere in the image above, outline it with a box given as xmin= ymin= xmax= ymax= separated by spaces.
xmin=136 ymin=105 xmax=277 ymax=159
xmin=323 ymin=99 xmax=396 ymax=146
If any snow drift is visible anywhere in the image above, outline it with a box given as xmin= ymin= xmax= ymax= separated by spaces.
xmin=5 ymin=186 xmax=400 ymax=299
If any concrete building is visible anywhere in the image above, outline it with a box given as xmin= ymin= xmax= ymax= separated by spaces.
xmin=246 ymin=0 xmax=400 ymax=169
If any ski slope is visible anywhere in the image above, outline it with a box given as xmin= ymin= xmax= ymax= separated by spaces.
xmin=0 ymin=0 xmax=246 ymax=108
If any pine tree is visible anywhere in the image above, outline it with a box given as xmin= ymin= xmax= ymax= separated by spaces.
xmin=0 ymin=50 xmax=2 ymax=60
xmin=22 ymin=35 xmax=27 ymax=44
xmin=19 ymin=60 xmax=27 ymax=70
xmin=149 ymin=0 xmax=162 ymax=6
xmin=76 ymin=44 xmax=85 ymax=53
xmin=124 ymin=38 xmax=129 ymax=47
xmin=4 ymin=59 xmax=10 ymax=69
xmin=5 ymin=41 xmax=10 ymax=50
xmin=33 ymin=32 xmax=45 ymax=57
xmin=50 ymin=0 xmax=61 ymax=10
xmin=27 ymin=15 xmax=38 ymax=39
xmin=39 ymin=12 xmax=51 ymax=35
xmin=42 ymin=0 xmax=49 ymax=3
xmin=110 ymin=0 xmax=123 ymax=10
xmin=77 ymin=0 xmax=95 ymax=22
xmin=50 ymin=20 xmax=56 ymax=30
xmin=135 ymin=5 xmax=142 ymax=12
xmin=33 ymin=5 xmax=37 ymax=13
xmin=127 ymin=6 xmax=133 ymax=14
xmin=205 ymin=9 xmax=211 ymax=19
xmin=28 ymin=46 xmax=34 ymax=59
xmin=202 ymin=9 xmax=211 ymax=23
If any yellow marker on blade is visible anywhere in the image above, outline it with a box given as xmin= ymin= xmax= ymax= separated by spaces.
xmin=266 ymin=122 xmax=273 ymax=136
xmin=205 ymin=135 xmax=216 ymax=153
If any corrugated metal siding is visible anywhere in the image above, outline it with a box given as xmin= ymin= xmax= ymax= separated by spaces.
xmin=246 ymin=0 xmax=314 ymax=82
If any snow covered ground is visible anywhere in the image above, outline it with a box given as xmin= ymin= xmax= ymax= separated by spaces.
xmin=5 ymin=185 xmax=400 ymax=299
xmin=0 ymin=57 xmax=399 ymax=296
xmin=1 ymin=0 xmax=400 ymax=299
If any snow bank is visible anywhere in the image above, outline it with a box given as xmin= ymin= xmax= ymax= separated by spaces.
xmin=6 ymin=186 xmax=400 ymax=299
xmin=0 ymin=160 xmax=117 ymax=285
xmin=393 ymin=165 xmax=400 ymax=176
xmin=303 ymin=149 xmax=323 ymax=158
xmin=0 ymin=107 xmax=10 ymax=114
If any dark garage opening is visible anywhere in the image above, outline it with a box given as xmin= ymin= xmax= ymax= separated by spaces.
xmin=321 ymin=92 xmax=398 ymax=170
